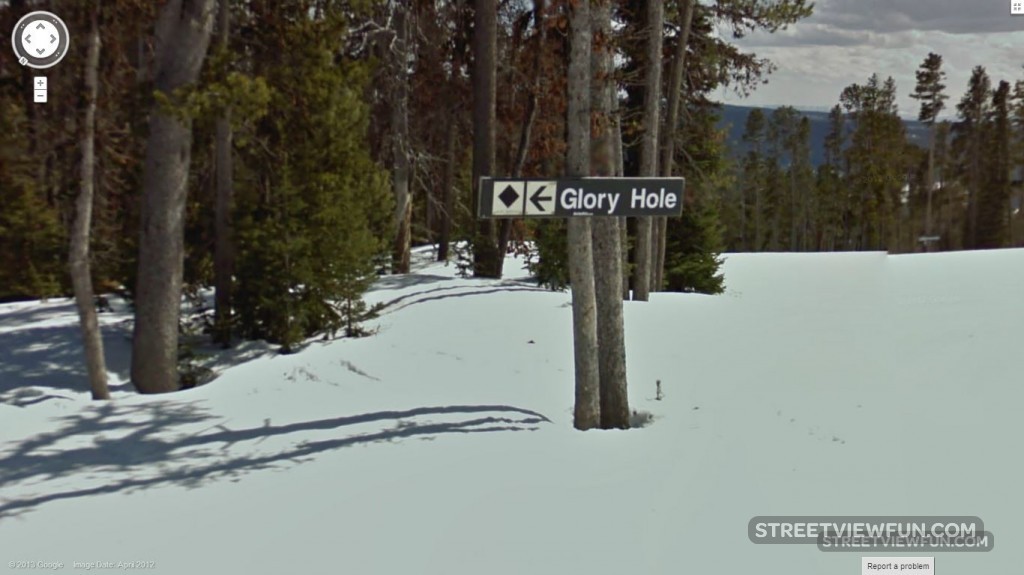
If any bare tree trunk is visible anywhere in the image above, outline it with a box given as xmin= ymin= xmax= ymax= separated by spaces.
xmin=495 ymin=0 xmax=547 ymax=261
xmin=512 ymin=0 xmax=544 ymax=180
xmin=655 ymin=0 xmax=694 ymax=288
xmin=71 ymin=6 xmax=110 ymax=401
xmin=611 ymin=88 xmax=629 ymax=299
xmin=131 ymin=0 xmax=216 ymax=394
xmin=438 ymin=111 xmax=458 ymax=262
xmin=213 ymin=0 xmax=234 ymax=345
xmin=591 ymin=0 xmax=629 ymax=429
xmin=633 ymin=0 xmax=664 ymax=302
xmin=567 ymin=0 xmax=600 ymax=431
xmin=924 ymin=126 xmax=936 ymax=251
xmin=472 ymin=0 xmax=501 ymax=278
xmin=392 ymin=7 xmax=412 ymax=274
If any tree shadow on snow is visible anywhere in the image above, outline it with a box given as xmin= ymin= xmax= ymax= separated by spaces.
xmin=0 ymin=324 xmax=134 ymax=399
xmin=378 ymin=284 xmax=548 ymax=315
xmin=366 ymin=273 xmax=454 ymax=293
xmin=0 ymin=401 xmax=550 ymax=520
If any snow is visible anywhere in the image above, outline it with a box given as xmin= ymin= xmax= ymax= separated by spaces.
xmin=1 ymin=246 xmax=1021 ymax=574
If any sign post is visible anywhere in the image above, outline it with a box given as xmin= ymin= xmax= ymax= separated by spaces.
xmin=478 ymin=177 xmax=685 ymax=219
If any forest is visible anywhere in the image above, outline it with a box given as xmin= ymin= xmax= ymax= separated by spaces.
xmin=0 ymin=0 xmax=1019 ymax=401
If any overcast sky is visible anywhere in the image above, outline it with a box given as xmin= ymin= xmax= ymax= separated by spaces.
xmin=718 ymin=0 xmax=1024 ymax=118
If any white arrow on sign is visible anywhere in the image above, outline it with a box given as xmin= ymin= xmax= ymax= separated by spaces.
xmin=491 ymin=181 xmax=525 ymax=216
xmin=524 ymin=181 xmax=556 ymax=216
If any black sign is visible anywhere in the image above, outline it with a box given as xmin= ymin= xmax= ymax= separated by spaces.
xmin=478 ymin=177 xmax=685 ymax=218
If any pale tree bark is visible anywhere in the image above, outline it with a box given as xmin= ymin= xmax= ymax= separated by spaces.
xmin=391 ymin=7 xmax=412 ymax=274
xmin=131 ymin=0 xmax=216 ymax=394
xmin=472 ymin=0 xmax=501 ymax=278
xmin=633 ymin=0 xmax=664 ymax=302
xmin=655 ymin=0 xmax=695 ymax=289
xmin=213 ymin=0 xmax=234 ymax=345
xmin=70 ymin=6 xmax=110 ymax=401
xmin=591 ymin=0 xmax=629 ymax=429
xmin=612 ymin=88 xmax=629 ymax=299
xmin=567 ymin=0 xmax=600 ymax=431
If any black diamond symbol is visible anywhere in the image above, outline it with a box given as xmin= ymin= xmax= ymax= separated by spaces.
xmin=498 ymin=185 xmax=519 ymax=208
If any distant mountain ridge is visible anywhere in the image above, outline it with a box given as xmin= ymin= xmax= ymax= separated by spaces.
xmin=717 ymin=104 xmax=930 ymax=168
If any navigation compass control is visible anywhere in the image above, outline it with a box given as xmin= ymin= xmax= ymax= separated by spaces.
xmin=11 ymin=11 xmax=70 ymax=69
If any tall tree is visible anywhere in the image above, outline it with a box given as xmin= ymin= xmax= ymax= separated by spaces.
xmin=232 ymin=2 xmax=388 ymax=350
xmin=436 ymin=4 xmax=470 ymax=263
xmin=977 ymin=80 xmax=1011 ymax=249
xmin=471 ymin=0 xmax=501 ymax=278
xmin=70 ymin=5 xmax=110 ymax=401
xmin=567 ymin=0 xmax=600 ymax=431
xmin=391 ymin=6 xmax=413 ymax=274
xmin=633 ymin=0 xmax=664 ymax=302
xmin=590 ymin=0 xmax=630 ymax=429
xmin=1011 ymin=79 xmax=1024 ymax=246
xmin=213 ymin=0 xmax=235 ymax=345
xmin=654 ymin=0 xmax=696 ymax=290
xmin=131 ymin=0 xmax=216 ymax=393
xmin=840 ymin=74 xmax=905 ymax=250
xmin=816 ymin=104 xmax=847 ymax=250
xmin=909 ymin=53 xmax=948 ymax=245
xmin=955 ymin=66 xmax=992 ymax=249
xmin=740 ymin=108 xmax=767 ymax=250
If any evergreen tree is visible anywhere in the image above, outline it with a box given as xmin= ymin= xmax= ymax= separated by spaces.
xmin=664 ymin=102 xmax=726 ymax=294
xmin=1010 ymin=80 xmax=1024 ymax=245
xmin=840 ymin=75 xmax=906 ymax=250
xmin=0 ymin=100 xmax=63 ymax=300
xmin=815 ymin=104 xmax=847 ymax=250
xmin=954 ymin=66 xmax=992 ymax=249
xmin=910 ymin=53 xmax=948 ymax=241
xmin=976 ymin=80 xmax=1011 ymax=249
xmin=233 ymin=7 xmax=390 ymax=351
xmin=740 ymin=108 xmax=768 ymax=251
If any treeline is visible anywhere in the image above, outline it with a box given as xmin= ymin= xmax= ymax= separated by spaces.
xmin=0 ymin=0 xmax=818 ymax=397
xmin=721 ymin=55 xmax=1024 ymax=253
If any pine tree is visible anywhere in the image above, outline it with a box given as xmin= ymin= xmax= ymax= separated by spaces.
xmin=1011 ymin=80 xmax=1024 ymax=245
xmin=909 ymin=53 xmax=948 ymax=242
xmin=566 ymin=0 xmax=600 ymax=431
xmin=840 ymin=75 xmax=906 ymax=250
xmin=233 ymin=7 xmax=390 ymax=351
xmin=740 ymin=108 xmax=768 ymax=251
xmin=663 ymin=102 xmax=726 ymax=294
xmin=471 ymin=0 xmax=502 ymax=278
xmin=632 ymin=0 xmax=665 ymax=303
xmin=976 ymin=80 xmax=1011 ymax=249
xmin=816 ymin=104 xmax=847 ymax=250
xmin=0 ymin=100 xmax=63 ymax=301
xmin=954 ymin=66 xmax=992 ymax=249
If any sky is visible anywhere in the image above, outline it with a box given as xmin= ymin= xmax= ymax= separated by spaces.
xmin=718 ymin=0 xmax=1024 ymax=118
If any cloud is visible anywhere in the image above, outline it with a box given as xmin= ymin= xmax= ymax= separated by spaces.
xmin=812 ymin=0 xmax=1023 ymax=35
xmin=737 ymin=24 xmax=916 ymax=49
xmin=718 ymin=0 xmax=1024 ymax=114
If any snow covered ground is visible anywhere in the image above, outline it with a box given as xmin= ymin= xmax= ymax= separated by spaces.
xmin=1 ymin=247 xmax=1021 ymax=574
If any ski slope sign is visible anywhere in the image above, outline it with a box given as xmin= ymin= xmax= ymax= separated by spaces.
xmin=478 ymin=177 xmax=685 ymax=218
